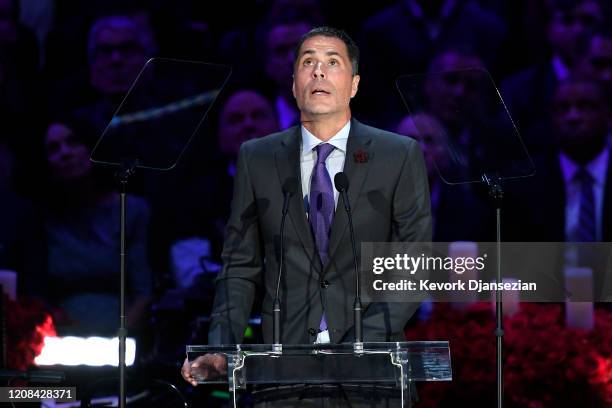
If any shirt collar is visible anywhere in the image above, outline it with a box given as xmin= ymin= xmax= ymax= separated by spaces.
xmin=301 ymin=120 xmax=351 ymax=157
xmin=559 ymin=148 xmax=609 ymax=186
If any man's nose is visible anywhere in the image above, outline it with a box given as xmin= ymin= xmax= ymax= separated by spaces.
xmin=565 ymin=105 xmax=583 ymax=121
xmin=313 ymin=62 xmax=325 ymax=79
xmin=58 ymin=144 xmax=72 ymax=158
xmin=243 ymin=115 xmax=257 ymax=129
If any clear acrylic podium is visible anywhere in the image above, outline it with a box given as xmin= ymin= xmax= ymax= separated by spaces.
xmin=187 ymin=342 xmax=452 ymax=407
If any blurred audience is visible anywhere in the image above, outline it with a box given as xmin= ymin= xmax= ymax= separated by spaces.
xmin=264 ymin=16 xmax=313 ymax=129
xmin=148 ymin=88 xmax=279 ymax=275
xmin=397 ymin=112 xmax=492 ymax=241
xmin=501 ymin=0 xmax=606 ymax=135
xmin=0 ymin=0 xmax=609 ymax=385
xmin=576 ymin=27 xmax=612 ymax=100
xmin=38 ymin=115 xmax=153 ymax=336
xmin=0 ymin=0 xmax=38 ymax=78
xmin=0 ymin=142 xmax=45 ymax=296
xmin=420 ymin=49 xmax=492 ymax=177
xmin=506 ymin=77 xmax=611 ymax=301
xmin=506 ymin=77 xmax=611 ymax=242
xmin=218 ymin=0 xmax=324 ymax=85
xmin=197 ymin=87 xmax=279 ymax=240
xmin=74 ymin=15 xmax=156 ymax=132
xmin=358 ymin=0 xmax=507 ymax=127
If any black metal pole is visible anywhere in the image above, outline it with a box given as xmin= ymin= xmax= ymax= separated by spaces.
xmin=495 ymin=206 xmax=503 ymax=408
xmin=116 ymin=161 xmax=136 ymax=408
xmin=119 ymin=183 xmax=127 ymax=408
xmin=483 ymin=173 xmax=504 ymax=408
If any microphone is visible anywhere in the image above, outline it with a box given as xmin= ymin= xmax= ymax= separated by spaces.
xmin=273 ymin=177 xmax=298 ymax=352
xmin=334 ymin=172 xmax=363 ymax=351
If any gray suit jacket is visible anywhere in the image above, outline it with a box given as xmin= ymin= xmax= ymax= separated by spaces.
xmin=208 ymin=118 xmax=432 ymax=344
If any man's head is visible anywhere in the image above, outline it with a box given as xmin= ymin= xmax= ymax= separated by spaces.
xmin=218 ymin=90 xmax=279 ymax=157
xmin=266 ymin=19 xmax=313 ymax=97
xmin=88 ymin=16 xmax=155 ymax=98
xmin=292 ymin=27 xmax=360 ymax=121
xmin=424 ymin=49 xmax=485 ymax=131
xmin=577 ymin=29 xmax=612 ymax=94
xmin=397 ymin=112 xmax=450 ymax=179
xmin=45 ymin=119 xmax=95 ymax=182
xmin=551 ymin=77 xmax=609 ymax=163
xmin=546 ymin=0 xmax=604 ymax=65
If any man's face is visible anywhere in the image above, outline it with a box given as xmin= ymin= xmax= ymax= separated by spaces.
xmin=547 ymin=1 xmax=603 ymax=63
xmin=579 ymin=36 xmax=612 ymax=93
xmin=397 ymin=113 xmax=449 ymax=177
xmin=218 ymin=90 xmax=279 ymax=157
xmin=552 ymin=81 xmax=608 ymax=150
xmin=266 ymin=22 xmax=311 ymax=93
xmin=45 ymin=123 xmax=92 ymax=181
xmin=292 ymin=35 xmax=359 ymax=119
xmin=424 ymin=52 xmax=484 ymax=129
xmin=90 ymin=26 xmax=147 ymax=97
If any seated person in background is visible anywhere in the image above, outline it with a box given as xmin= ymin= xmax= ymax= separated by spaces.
xmin=505 ymin=77 xmax=611 ymax=301
xmin=40 ymin=114 xmax=153 ymax=336
xmin=263 ymin=15 xmax=314 ymax=129
xmin=500 ymin=0 xmax=606 ymax=137
xmin=423 ymin=49 xmax=486 ymax=139
xmin=397 ymin=112 xmax=492 ymax=242
xmin=357 ymin=0 xmax=507 ymax=128
xmin=75 ymin=14 xmax=156 ymax=132
xmin=149 ymin=87 xmax=279 ymax=270
xmin=506 ymin=77 xmax=610 ymax=242
xmin=576 ymin=27 xmax=612 ymax=103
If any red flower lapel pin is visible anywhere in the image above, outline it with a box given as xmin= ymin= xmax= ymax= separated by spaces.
xmin=353 ymin=149 xmax=369 ymax=163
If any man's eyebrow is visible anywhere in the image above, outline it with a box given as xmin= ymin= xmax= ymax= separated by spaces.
xmin=300 ymin=49 xmax=316 ymax=57
xmin=299 ymin=49 xmax=345 ymax=58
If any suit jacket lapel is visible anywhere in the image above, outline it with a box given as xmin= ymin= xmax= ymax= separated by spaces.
xmin=274 ymin=126 xmax=318 ymax=261
xmin=549 ymin=156 xmax=567 ymax=241
xmin=602 ymin=152 xmax=612 ymax=241
xmin=325 ymin=119 xmax=373 ymax=274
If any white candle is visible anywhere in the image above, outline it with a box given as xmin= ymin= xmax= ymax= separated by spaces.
xmin=449 ymin=242 xmax=478 ymax=309
xmin=564 ymin=266 xmax=594 ymax=330
xmin=489 ymin=278 xmax=521 ymax=317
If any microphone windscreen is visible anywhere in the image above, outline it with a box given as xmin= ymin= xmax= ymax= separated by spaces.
xmin=334 ymin=172 xmax=350 ymax=192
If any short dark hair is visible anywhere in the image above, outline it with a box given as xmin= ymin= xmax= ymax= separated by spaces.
xmin=293 ymin=26 xmax=359 ymax=76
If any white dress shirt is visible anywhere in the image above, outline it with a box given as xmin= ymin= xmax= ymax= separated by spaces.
xmin=299 ymin=120 xmax=350 ymax=344
xmin=300 ymin=120 xmax=351 ymax=214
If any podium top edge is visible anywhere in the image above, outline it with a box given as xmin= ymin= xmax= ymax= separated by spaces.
xmin=186 ymin=341 xmax=450 ymax=353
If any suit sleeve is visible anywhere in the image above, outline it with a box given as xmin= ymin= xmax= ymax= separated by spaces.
xmin=208 ymin=143 xmax=264 ymax=344
xmin=360 ymin=139 xmax=432 ymax=341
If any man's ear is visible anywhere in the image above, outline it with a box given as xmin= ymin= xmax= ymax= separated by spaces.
xmin=350 ymin=74 xmax=360 ymax=98
xmin=292 ymin=75 xmax=296 ymax=99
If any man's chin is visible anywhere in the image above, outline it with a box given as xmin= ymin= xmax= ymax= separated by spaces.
xmin=303 ymin=105 xmax=335 ymax=116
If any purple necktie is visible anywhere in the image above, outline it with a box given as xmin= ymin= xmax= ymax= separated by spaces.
xmin=575 ymin=167 xmax=596 ymax=242
xmin=309 ymin=143 xmax=335 ymax=334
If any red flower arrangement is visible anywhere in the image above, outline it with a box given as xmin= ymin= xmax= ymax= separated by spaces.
xmin=4 ymin=294 xmax=56 ymax=371
xmin=405 ymin=302 xmax=612 ymax=407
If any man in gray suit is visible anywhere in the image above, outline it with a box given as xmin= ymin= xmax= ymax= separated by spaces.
xmin=182 ymin=26 xmax=431 ymax=386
